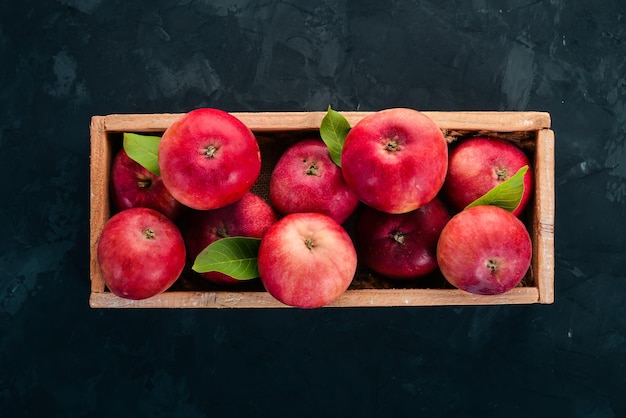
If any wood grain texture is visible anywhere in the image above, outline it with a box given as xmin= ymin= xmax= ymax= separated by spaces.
xmin=89 ymin=111 xmax=555 ymax=308
xmin=100 ymin=111 xmax=551 ymax=133
xmin=89 ymin=116 xmax=108 ymax=293
xmin=89 ymin=287 xmax=541 ymax=309
xmin=534 ymin=129 xmax=556 ymax=303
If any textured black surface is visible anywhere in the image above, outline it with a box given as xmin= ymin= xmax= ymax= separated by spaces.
xmin=1 ymin=1 xmax=625 ymax=417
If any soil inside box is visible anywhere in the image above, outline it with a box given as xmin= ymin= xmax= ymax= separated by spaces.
xmin=106 ymin=128 xmax=537 ymax=294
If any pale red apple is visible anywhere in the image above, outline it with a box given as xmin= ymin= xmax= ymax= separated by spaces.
xmin=158 ymin=108 xmax=261 ymax=210
xmin=341 ymin=108 xmax=448 ymax=214
xmin=355 ymin=197 xmax=450 ymax=280
xmin=110 ymin=148 xmax=186 ymax=220
xmin=182 ymin=192 xmax=277 ymax=285
xmin=436 ymin=205 xmax=532 ymax=295
xmin=257 ymin=212 xmax=357 ymax=308
xmin=97 ymin=207 xmax=186 ymax=300
xmin=269 ymin=138 xmax=360 ymax=224
xmin=442 ymin=136 xmax=533 ymax=216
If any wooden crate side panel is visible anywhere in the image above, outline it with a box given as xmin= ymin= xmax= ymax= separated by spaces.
xmin=99 ymin=111 xmax=551 ymax=133
xmin=233 ymin=111 xmax=551 ymax=132
xmin=90 ymin=116 xmax=109 ymax=293
xmin=534 ymin=129 xmax=556 ymax=303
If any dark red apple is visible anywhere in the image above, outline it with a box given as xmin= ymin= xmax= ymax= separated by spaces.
xmin=97 ymin=207 xmax=186 ymax=300
xmin=110 ymin=148 xmax=186 ymax=220
xmin=341 ymin=108 xmax=448 ymax=214
xmin=269 ymin=138 xmax=360 ymax=224
xmin=257 ymin=212 xmax=357 ymax=308
xmin=355 ymin=197 xmax=450 ymax=280
xmin=442 ymin=136 xmax=533 ymax=216
xmin=182 ymin=192 xmax=277 ymax=285
xmin=158 ymin=108 xmax=261 ymax=210
xmin=436 ymin=205 xmax=532 ymax=295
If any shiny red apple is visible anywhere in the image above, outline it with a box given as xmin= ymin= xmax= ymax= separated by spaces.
xmin=355 ymin=197 xmax=450 ymax=280
xmin=441 ymin=136 xmax=533 ymax=216
xmin=257 ymin=212 xmax=357 ymax=308
xmin=436 ymin=205 xmax=532 ymax=295
xmin=97 ymin=207 xmax=186 ymax=300
xmin=110 ymin=148 xmax=186 ymax=220
xmin=182 ymin=192 xmax=277 ymax=285
xmin=341 ymin=108 xmax=448 ymax=214
xmin=269 ymin=138 xmax=360 ymax=224
xmin=158 ymin=108 xmax=261 ymax=210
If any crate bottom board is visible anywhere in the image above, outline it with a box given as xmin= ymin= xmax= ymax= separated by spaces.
xmin=89 ymin=266 xmax=539 ymax=308
xmin=89 ymin=287 xmax=542 ymax=309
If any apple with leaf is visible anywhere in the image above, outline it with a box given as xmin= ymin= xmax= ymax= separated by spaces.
xmin=437 ymin=151 xmax=533 ymax=295
xmin=269 ymin=138 xmax=360 ymax=224
xmin=183 ymin=192 xmax=277 ymax=285
xmin=442 ymin=136 xmax=533 ymax=216
xmin=111 ymin=133 xmax=186 ymax=221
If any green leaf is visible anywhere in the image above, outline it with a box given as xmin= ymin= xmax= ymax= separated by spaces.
xmin=320 ymin=105 xmax=351 ymax=167
xmin=123 ymin=132 xmax=161 ymax=176
xmin=192 ymin=237 xmax=262 ymax=280
xmin=464 ymin=165 xmax=529 ymax=212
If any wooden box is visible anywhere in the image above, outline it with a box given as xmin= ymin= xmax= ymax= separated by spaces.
xmin=89 ymin=111 xmax=554 ymax=308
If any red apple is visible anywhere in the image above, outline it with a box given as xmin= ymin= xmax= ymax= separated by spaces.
xmin=341 ymin=108 xmax=448 ymax=214
xmin=355 ymin=197 xmax=450 ymax=280
xmin=158 ymin=108 xmax=261 ymax=210
xmin=110 ymin=148 xmax=186 ymax=220
xmin=441 ymin=136 xmax=533 ymax=216
xmin=436 ymin=205 xmax=532 ymax=295
xmin=269 ymin=138 xmax=360 ymax=224
xmin=97 ymin=207 xmax=186 ymax=300
xmin=182 ymin=192 xmax=277 ymax=285
xmin=257 ymin=212 xmax=357 ymax=308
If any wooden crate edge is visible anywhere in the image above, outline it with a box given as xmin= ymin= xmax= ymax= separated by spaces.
xmin=534 ymin=129 xmax=556 ymax=304
xmin=89 ymin=286 xmax=541 ymax=309
xmin=90 ymin=116 xmax=108 ymax=293
xmin=97 ymin=111 xmax=551 ymax=133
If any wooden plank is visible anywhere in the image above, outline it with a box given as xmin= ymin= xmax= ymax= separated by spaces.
xmin=89 ymin=116 xmax=108 ymax=293
xmin=534 ymin=129 xmax=556 ymax=303
xmin=100 ymin=111 xmax=552 ymax=133
xmin=103 ymin=113 xmax=182 ymax=133
xmin=89 ymin=286 xmax=540 ymax=309
xmin=331 ymin=287 xmax=540 ymax=307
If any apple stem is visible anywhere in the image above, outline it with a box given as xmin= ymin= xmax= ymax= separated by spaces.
xmin=391 ymin=230 xmax=405 ymax=245
xmin=486 ymin=259 xmax=498 ymax=272
xmin=203 ymin=145 xmax=218 ymax=158
xmin=305 ymin=163 xmax=319 ymax=176
xmin=142 ymin=227 xmax=156 ymax=240
xmin=137 ymin=179 xmax=152 ymax=189
xmin=385 ymin=140 xmax=400 ymax=152
xmin=215 ymin=226 xmax=229 ymax=238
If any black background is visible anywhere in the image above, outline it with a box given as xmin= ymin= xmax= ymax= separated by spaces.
xmin=2 ymin=1 xmax=625 ymax=417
